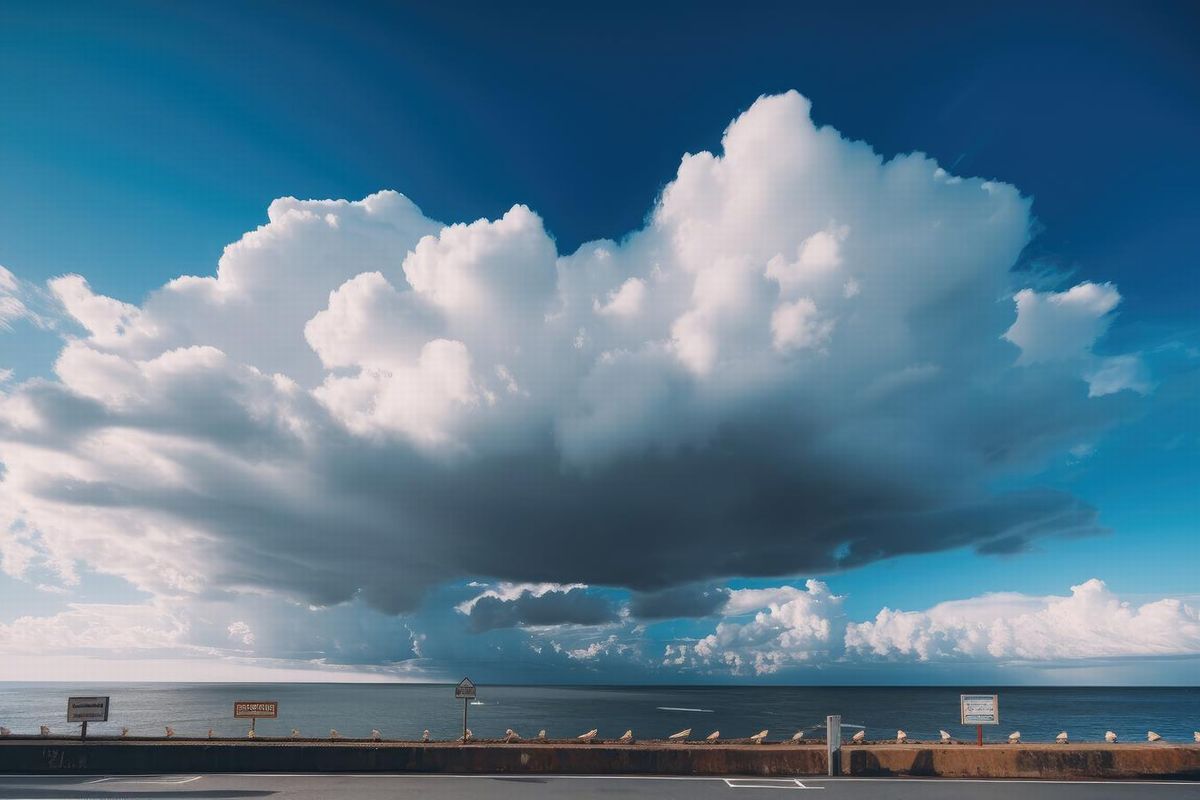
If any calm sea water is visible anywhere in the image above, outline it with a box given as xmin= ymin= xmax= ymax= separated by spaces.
xmin=1 ymin=684 xmax=1197 ymax=744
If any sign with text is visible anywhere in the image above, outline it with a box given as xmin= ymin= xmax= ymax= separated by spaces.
xmin=67 ymin=696 xmax=109 ymax=723
xmin=454 ymin=677 xmax=477 ymax=700
xmin=960 ymin=694 xmax=999 ymax=725
xmin=233 ymin=701 xmax=278 ymax=719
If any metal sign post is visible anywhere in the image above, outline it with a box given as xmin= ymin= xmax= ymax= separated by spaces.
xmin=67 ymin=697 xmax=110 ymax=742
xmin=455 ymin=678 xmax=477 ymax=742
xmin=826 ymin=715 xmax=841 ymax=776
xmin=960 ymin=694 xmax=999 ymax=747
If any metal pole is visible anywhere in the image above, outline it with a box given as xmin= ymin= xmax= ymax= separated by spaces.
xmin=826 ymin=715 xmax=841 ymax=777
xmin=81 ymin=721 xmax=87 ymax=742
xmin=977 ymin=724 xmax=982 ymax=747
xmin=462 ymin=698 xmax=468 ymax=742
xmin=252 ymin=717 xmax=256 ymax=737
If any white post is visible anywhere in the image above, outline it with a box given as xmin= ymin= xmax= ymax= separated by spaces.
xmin=826 ymin=715 xmax=841 ymax=777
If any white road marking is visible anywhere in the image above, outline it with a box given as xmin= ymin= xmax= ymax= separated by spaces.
xmin=724 ymin=777 xmax=823 ymax=789
xmin=84 ymin=775 xmax=202 ymax=785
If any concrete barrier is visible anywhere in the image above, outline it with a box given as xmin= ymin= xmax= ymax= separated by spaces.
xmin=0 ymin=740 xmax=1196 ymax=779
xmin=841 ymin=743 xmax=1200 ymax=780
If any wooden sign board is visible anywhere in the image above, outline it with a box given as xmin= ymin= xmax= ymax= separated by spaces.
xmin=233 ymin=701 xmax=278 ymax=719
xmin=454 ymin=677 xmax=477 ymax=699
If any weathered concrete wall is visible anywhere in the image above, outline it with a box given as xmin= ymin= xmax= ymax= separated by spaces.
xmin=1 ymin=740 xmax=1197 ymax=779
xmin=0 ymin=740 xmax=825 ymax=776
xmin=841 ymin=743 xmax=1200 ymax=780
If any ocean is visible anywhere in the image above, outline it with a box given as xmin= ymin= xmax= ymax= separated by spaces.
xmin=1 ymin=684 xmax=1197 ymax=744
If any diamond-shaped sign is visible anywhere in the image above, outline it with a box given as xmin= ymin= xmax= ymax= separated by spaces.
xmin=455 ymin=677 xmax=477 ymax=699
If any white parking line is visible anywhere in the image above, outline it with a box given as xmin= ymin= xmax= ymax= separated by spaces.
xmin=724 ymin=777 xmax=823 ymax=790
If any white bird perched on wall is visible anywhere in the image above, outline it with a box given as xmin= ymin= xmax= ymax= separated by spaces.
xmin=537 ymin=729 xmax=547 ymax=741
xmin=1008 ymin=732 xmax=1020 ymax=743
xmin=1056 ymin=732 xmax=1069 ymax=744
xmin=1105 ymin=731 xmax=1118 ymax=743
xmin=791 ymin=731 xmax=805 ymax=742
xmin=750 ymin=730 xmax=769 ymax=744
xmin=422 ymin=730 xmax=431 ymax=742
xmin=619 ymin=730 xmax=634 ymax=743
xmin=291 ymin=729 xmax=301 ymax=739
xmin=330 ymin=729 xmax=341 ymax=739
xmin=207 ymin=729 xmax=214 ymax=739
xmin=578 ymin=729 xmax=598 ymax=742
xmin=247 ymin=729 xmax=255 ymax=739
xmin=0 ymin=727 xmax=10 ymax=737
xmin=40 ymin=725 xmax=50 ymax=736
xmin=939 ymin=730 xmax=952 ymax=743
xmin=705 ymin=730 xmax=720 ymax=742
xmin=896 ymin=730 xmax=907 ymax=744
xmin=120 ymin=727 xmax=129 ymax=738
xmin=505 ymin=729 xmax=521 ymax=743
xmin=1193 ymin=732 xmax=1200 ymax=743
xmin=1148 ymin=731 xmax=1163 ymax=742
xmin=165 ymin=726 xmax=176 ymax=738
xmin=668 ymin=728 xmax=692 ymax=741
xmin=464 ymin=729 xmax=473 ymax=741
xmin=370 ymin=729 xmax=382 ymax=742
xmin=851 ymin=730 xmax=865 ymax=743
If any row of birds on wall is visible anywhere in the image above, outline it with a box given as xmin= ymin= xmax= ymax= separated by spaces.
xmin=3 ymin=726 xmax=1197 ymax=743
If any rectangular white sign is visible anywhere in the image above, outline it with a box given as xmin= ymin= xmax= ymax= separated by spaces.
xmin=67 ymin=696 xmax=109 ymax=723
xmin=960 ymin=693 xmax=999 ymax=725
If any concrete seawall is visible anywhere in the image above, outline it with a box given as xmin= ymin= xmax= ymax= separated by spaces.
xmin=1 ymin=740 xmax=1198 ymax=779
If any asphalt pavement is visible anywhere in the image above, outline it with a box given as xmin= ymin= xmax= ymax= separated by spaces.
xmin=1 ymin=774 xmax=1199 ymax=799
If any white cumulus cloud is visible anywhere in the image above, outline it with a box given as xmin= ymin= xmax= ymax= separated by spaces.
xmin=0 ymin=91 xmax=1147 ymax=641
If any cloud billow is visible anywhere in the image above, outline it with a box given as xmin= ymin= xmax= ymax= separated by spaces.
xmin=0 ymin=91 xmax=1143 ymax=621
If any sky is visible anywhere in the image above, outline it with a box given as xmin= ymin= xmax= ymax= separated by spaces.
xmin=0 ymin=0 xmax=1198 ymax=684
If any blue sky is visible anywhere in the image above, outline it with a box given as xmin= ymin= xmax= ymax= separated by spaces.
xmin=0 ymin=1 xmax=1197 ymax=683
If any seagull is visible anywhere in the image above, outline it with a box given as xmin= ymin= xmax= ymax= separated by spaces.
xmin=505 ymin=729 xmax=521 ymax=743
xmin=1193 ymin=732 xmax=1200 ymax=743
xmin=40 ymin=725 xmax=50 ymax=736
xmin=247 ymin=729 xmax=255 ymax=739
xmin=422 ymin=730 xmax=431 ymax=742
xmin=0 ymin=727 xmax=10 ymax=737
xmin=537 ymin=729 xmax=547 ymax=741
xmin=1008 ymin=732 xmax=1021 ymax=744
xmin=1056 ymin=732 xmax=1069 ymax=744
xmin=165 ymin=726 xmax=175 ymax=738
xmin=750 ymin=730 xmax=769 ymax=744
xmin=668 ymin=728 xmax=692 ymax=741
xmin=1148 ymin=731 xmax=1162 ymax=742
xmin=896 ymin=730 xmax=907 ymax=744
xmin=207 ymin=729 xmax=214 ymax=739
xmin=705 ymin=730 xmax=720 ymax=742
xmin=464 ymin=729 xmax=473 ymax=741
xmin=330 ymin=729 xmax=341 ymax=739
xmin=939 ymin=730 xmax=952 ymax=743
xmin=578 ymin=729 xmax=598 ymax=742
xmin=791 ymin=731 xmax=805 ymax=742
xmin=1105 ymin=731 xmax=1118 ymax=743
xmin=371 ymin=729 xmax=382 ymax=742
xmin=120 ymin=727 xmax=129 ymax=737
xmin=619 ymin=730 xmax=634 ymax=743
xmin=292 ymin=729 xmax=301 ymax=738
xmin=851 ymin=730 xmax=865 ymax=743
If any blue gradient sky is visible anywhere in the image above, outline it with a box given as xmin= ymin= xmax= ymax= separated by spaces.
xmin=0 ymin=1 xmax=1197 ymax=682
